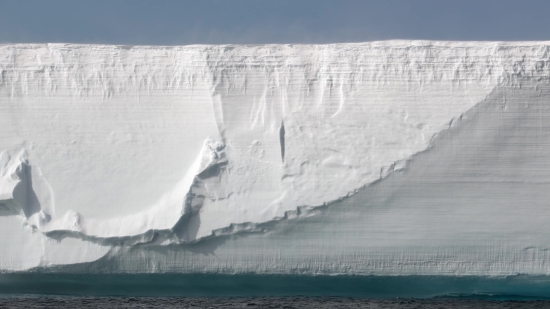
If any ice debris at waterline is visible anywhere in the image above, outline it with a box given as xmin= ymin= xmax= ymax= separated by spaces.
xmin=2 ymin=41 xmax=550 ymax=274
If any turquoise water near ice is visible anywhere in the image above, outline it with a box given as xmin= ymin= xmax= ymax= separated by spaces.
xmin=1 ymin=274 xmax=550 ymax=299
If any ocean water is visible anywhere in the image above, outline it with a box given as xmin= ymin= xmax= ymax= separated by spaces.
xmin=1 ymin=297 xmax=550 ymax=309
xmin=1 ymin=274 xmax=550 ymax=299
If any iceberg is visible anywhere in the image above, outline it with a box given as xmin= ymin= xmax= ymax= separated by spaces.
xmin=1 ymin=41 xmax=550 ymax=274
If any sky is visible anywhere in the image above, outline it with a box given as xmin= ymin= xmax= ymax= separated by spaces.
xmin=1 ymin=0 xmax=549 ymax=45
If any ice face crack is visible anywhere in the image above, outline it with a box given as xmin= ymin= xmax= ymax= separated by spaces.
xmin=279 ymin=120 xmax=286 ymax=163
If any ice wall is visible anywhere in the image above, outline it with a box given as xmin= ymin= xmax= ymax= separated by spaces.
xmin=1 ymin=41 xmax=550 ymax=274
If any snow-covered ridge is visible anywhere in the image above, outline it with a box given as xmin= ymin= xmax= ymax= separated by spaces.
xmin=2 ymin=41 xmax=550 ymax=271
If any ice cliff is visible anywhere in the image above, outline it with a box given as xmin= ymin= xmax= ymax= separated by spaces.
xmin=2 ymin=41 xmax=550 ymax=274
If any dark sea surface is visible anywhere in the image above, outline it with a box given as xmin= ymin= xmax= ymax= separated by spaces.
xmin=1 ymin=274 xmax=550 ymax=308
xmin=1 ymin=297 xmax=550 ymax=309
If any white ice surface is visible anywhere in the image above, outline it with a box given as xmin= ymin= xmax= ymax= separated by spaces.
xmin=2 ymin=41 xmax=550 ymax=272
xmin=103 ymin=81 xmax=550 ymax=276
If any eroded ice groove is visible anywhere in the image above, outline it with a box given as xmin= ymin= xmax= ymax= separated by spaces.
xmin=2 ymin=41 xmax=550 ymax=271
xmin=279 ymin=120 xmax=285 ymax=163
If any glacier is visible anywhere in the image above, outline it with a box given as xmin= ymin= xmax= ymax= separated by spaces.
xmin=1 ymin=41 xmax=550 ymax=274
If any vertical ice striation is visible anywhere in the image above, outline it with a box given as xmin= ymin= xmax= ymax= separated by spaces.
xmin=1 ymin=41 xmax=550 ymax=274
xmin=279 ymin=120 xmax=285 ymax=163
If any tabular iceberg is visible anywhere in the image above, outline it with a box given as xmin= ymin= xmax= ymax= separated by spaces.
xmin=1 ymin=41 xmax=550 ymax=275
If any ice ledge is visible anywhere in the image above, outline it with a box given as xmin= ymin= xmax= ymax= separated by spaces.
xmin=0 ymin=139 xmax=227 ymax=238
xmin=0 ymin=137 xmax=403 ymax=248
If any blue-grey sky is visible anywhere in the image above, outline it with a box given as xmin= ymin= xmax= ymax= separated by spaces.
xmin=1 ymin=0 xmax=549 ymax=45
